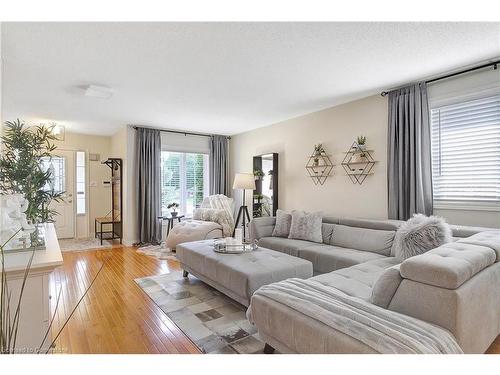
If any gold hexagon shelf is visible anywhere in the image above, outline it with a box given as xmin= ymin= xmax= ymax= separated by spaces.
xmin=341 ymin=142 xmax=377 ymax=185
xmin=306 ymin=151 xmax=335 ymax=185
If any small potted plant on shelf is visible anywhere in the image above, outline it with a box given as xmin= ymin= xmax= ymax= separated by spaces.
xmin=356 ymin=135 xmax=367 ymax=151
xmin=167 ymin=202 xmax=180 ymax=217
xmin=353 ymin=135 xmax=367 ymax=161
xmin=313 ymin=144 xmax=325 ymax=167
xmin=253 ymin=169 xmax=265 ymax=180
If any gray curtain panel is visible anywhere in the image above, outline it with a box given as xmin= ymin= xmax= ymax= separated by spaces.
xmin=136 ymin=127 xmax=162 ymax=244
xmin=209 ymin=135 xmax=229 ymax=195
xmin=387 ymin=82 xmax=433 ymax=220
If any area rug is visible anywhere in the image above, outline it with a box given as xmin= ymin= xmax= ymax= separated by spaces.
xmin=135 ymin=270 xmax=266 ymax=354
xmin=59 ymin=238 xmax=113 ymax=252
xmin=136 ymin=244 xmax=178 ymax=260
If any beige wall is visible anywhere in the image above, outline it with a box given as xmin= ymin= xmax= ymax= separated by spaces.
xmin=230 ymin=94 xmax=500 ymax=228
xmin=230 ymin=95 xmax=389 ymax=219
xmin=54 ymin=132 xmax=112 ymax=238
xmin=110 ymin=125 xmax=137 ymax=245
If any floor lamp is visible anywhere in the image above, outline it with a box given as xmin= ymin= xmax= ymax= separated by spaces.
xmin=232 ymin=173 xmax=256 ymax=240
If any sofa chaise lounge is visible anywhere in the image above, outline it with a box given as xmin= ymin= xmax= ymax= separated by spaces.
xmin=249 ymin=216 xmax=500 ymax=354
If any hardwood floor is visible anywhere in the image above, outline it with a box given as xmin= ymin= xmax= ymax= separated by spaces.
xmin=49 ymin=245 xmax=200 ymax=354
xmin=49 ymin=245 xmax=500 ymax=354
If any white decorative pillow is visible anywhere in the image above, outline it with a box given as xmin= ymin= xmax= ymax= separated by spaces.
xmin=394 ymin=214 xmax=452 ymax=260
xmin=272 ymin=209 xmax=292 ymax=237
xmin=288 ymin=210 xmax=323 ymax=243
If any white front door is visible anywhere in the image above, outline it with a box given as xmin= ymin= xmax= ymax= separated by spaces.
xmin=44 ymin=150 xmax=76 ymax=239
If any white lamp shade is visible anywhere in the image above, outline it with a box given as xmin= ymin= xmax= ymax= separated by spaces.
xmin=233 ymin=173 xmax=256 ymax=190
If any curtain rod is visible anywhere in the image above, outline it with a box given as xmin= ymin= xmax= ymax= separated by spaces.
xmin=131 ymin=125 xmax=231 ymax=140
xmin=380 ymin=59 xmax=499 ymax=97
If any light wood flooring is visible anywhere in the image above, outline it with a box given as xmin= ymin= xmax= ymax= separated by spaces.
xmin=49 ymin=245 xmax=200 ymax=354
xmin=49 ymin=245 xmax=500 ymax=354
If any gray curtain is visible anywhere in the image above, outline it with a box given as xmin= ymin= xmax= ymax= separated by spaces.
xmin=136 ymin=127 xmax=162 ymax=244
xmin=387 ymin=82 xmax=433 ymax=220
xmin=209 ymin=135 xmax=229 ymax=195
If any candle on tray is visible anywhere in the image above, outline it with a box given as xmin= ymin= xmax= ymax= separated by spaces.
xmin=234 ymin=228 xmax=243 ymax=244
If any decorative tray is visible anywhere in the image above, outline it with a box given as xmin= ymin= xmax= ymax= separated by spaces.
xmin=3 ymin=225 xmax=46 ymax=253
xmin=213 ymin=239 xmax=258 ymax=254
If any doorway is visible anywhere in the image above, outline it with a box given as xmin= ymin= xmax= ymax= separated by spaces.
xmin=42 ymin=149 xmax=76 ymax=239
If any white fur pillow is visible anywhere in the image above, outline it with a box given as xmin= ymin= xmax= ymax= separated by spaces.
xmin=394 ymin=214 xmax=452 ymax=261
xmin=288 ymin=210 xmax=323 ymax=243
xmin=272 ymin=209 xmax=292 ymax=238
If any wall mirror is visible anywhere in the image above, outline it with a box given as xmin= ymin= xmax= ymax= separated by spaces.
xmin=252 ymin=153 xmax=278 ymax=217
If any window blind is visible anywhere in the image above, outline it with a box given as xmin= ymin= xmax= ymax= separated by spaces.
xmin=431 ymin=94 xmax=500 ymax=205
xmin=160 ymin=151 xmax=209 ymax=216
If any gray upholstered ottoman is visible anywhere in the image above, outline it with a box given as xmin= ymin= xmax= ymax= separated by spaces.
xmin=176 ymin=240 xmax=313 ymax=306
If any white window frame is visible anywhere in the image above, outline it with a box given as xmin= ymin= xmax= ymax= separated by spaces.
xmin=160 ymin=151 xmax=210 ymax=217
xmin=75 ymin=151 xmax=87 ymax=215
xmin=430 ymin=88 xmax=500 ymax=212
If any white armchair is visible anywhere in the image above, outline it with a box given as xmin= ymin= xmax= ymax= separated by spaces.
xmin=165 ymin=194 xmax=235 ymax=251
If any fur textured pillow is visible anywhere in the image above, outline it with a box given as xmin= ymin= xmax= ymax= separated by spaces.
xmin=288 ymin=210 xmax=323 ymax=243
xmin=272 ymin=209 xmax=292 ymax=237
xmin=394 ymin=214 xmax=452 ymax=260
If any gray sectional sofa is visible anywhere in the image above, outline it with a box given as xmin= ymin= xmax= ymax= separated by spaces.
xmin=249 ymin=216 xmax=500 ymax=354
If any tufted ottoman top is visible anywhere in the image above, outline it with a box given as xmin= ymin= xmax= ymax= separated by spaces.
xmin=176 ymin=240 xmax=313 ymax=306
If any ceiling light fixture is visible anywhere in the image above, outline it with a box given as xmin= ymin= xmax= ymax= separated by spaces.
xmin=84 ymin=84 xmax=114 ymax=99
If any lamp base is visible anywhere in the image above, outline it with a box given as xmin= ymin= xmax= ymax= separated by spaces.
xmin=233 ymin=205 xmax=251 ymax=239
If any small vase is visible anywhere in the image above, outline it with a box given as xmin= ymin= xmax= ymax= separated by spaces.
xmin=357 ymin=144 xmax=366 ymax=151
xmin=313 ymin=158 xmax=319 ymax=167
xmin=171 ymin=211 xmax=178 ymax=217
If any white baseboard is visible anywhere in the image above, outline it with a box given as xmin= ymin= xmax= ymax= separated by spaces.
xmin=122 ymin=238 xmax=137 ymax=247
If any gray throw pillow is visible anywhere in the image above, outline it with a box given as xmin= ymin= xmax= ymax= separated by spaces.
xmin=272 ymin=209 xmax=292 ymax=237
xmin=288 ymin=210 xmax=323 ymax=243
xmin=394 ymin=214 xmax=452 ymax=260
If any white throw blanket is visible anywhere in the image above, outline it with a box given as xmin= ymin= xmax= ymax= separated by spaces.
xmin=193 ymin=194 xmax=234 ymax=237
xmin=248 ymin=278 xmax=463 ymax=354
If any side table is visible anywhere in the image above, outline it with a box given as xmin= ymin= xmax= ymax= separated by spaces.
xmin=158 ymin=215 xmax=185 ymax=237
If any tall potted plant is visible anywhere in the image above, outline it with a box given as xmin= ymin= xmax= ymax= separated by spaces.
xmin=0 ymin=119 xmax=101 ymax=354
xmin=0 ymin=119 xmax=64 ymax=224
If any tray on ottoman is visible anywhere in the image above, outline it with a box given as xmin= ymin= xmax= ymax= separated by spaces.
xmin=176 ymin=240 xmax=313 ymax=307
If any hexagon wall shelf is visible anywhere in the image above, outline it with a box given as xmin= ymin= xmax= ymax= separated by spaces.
xmin=341 ymin=142 xmax=377 ymax=185
xmin=306 ymin=151 xmax=334 ymax=185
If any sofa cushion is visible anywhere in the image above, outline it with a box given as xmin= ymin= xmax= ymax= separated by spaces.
xmin=272 ymin=209 xmax=292 ymax=238
xmin=310 ymin=257 xmax=400 ymax=301
xmin=250 ymin=216 xmax=276 ymax=240
xmin=400 ymin=242 xmax=497 ymax=289
xmin=257 ymin=237 xmax=322 ymax=257
xmin=370 ymin=264 xmax=403 ymax=308
xmin=298 ymin=245 xmax=386 ymax=274
xmin=392 ymin=214 xmax=452 ymax=260
xmin=322 ymin=223 xmax=335 ymax=244
xmin=457 ymin=231 xmax=500 ymax=262
xmin=450 ymin=224 xmax=498 ymax=238
xmin=338 ymin=218 xmax=401 ymax=231
xmin=331 ymin=224 xmax=395 ymax=256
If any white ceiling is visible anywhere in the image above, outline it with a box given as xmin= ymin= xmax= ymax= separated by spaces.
xmin=2 ymin=22 xmax=499 ymax=136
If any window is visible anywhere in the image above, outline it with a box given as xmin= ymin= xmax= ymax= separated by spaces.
xmin=160 ymin=151 xmax=209 ymax=216
xmin=76 ymin=151 xmax=86 ymax=214
xmin=41 ymin=156 xmax=65 ymax=193
xmin=431 ymin=94 xmax=500 ymax=208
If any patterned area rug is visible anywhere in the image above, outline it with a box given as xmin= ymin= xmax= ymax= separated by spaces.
xmin=136 ymin=244 xmax=178 ymax=260
xmin=135 ymin=270 xmax=266 ymax=354
xmin=59 ymin=238 xmax=113 ymax=252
